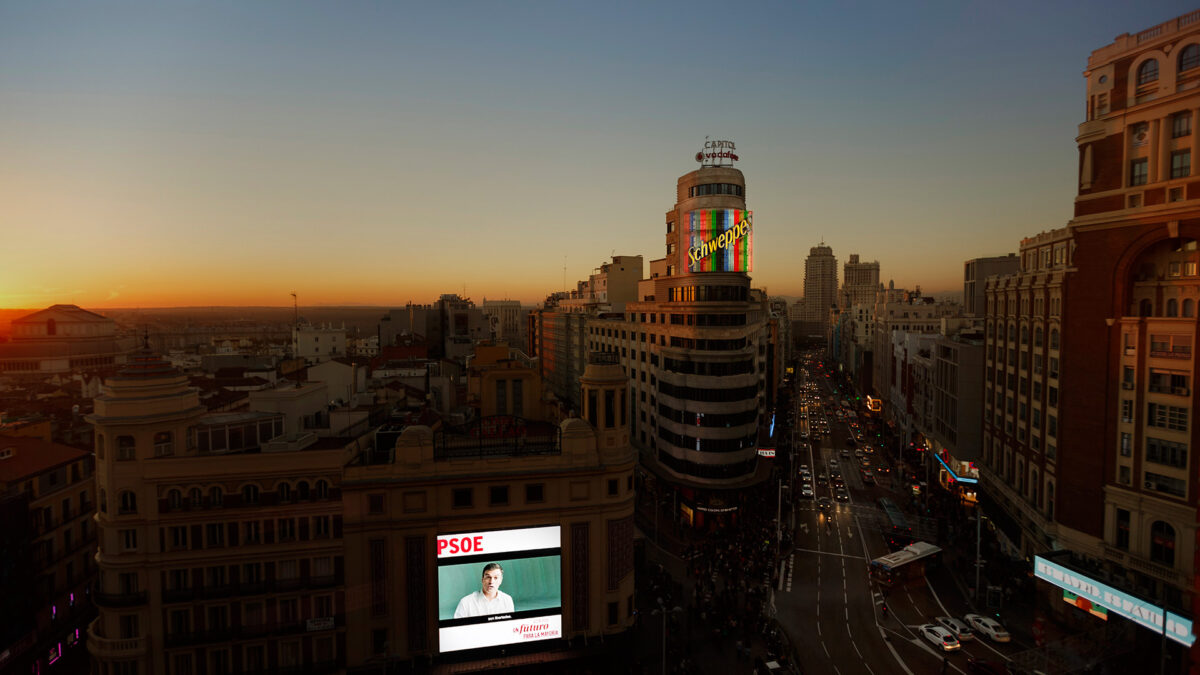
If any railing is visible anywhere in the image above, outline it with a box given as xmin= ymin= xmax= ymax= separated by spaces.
xmin=93 ymin=589 xmax=147 ymax=608
xmin=163 ymin=617 xmax=345 ymax=648
xmin=1124 ymin=552 xmax=1185 ymax=585
xmin=87 ymin=618 xmax=147 ymax=658
xmin=1150 ymin=349 xmax=1191 ymax=359
xmin=164 ymin=575 xmax=343 ymax=602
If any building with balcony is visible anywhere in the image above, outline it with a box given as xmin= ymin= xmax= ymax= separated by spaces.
xmin=0 ymin=435 xmax=96 ymax=674
xmin=0 ymin=304 xmax=136 ymax=376
xmin=341 ymin=352 xmax=636 ymax=669
xmin=87 ymin=350 xmax=358 ymax=675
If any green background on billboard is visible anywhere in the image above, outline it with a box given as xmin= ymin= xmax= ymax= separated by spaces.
xmin=437 ymin=555 xmax=561 ymax=621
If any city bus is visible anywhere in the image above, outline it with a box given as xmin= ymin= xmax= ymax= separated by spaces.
xmin=878 ymin=497 xmax=913 ymax=550
xmin=869 ymin=542 xmax=942 ymax=587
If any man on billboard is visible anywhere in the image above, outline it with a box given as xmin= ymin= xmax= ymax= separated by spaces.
xmin=453 ymin=563 xmax=515 ymax=618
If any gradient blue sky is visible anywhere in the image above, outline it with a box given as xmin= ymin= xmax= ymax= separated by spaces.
xmin=1 ymin=1 xmax=1195 ymax=307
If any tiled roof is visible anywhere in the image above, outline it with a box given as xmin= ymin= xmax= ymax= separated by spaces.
xmin=0 ymin=435 xmax=90 ymax=484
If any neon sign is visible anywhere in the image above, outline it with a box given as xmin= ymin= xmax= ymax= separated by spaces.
xmin=685 ymin=209 xmax=753 ymax=272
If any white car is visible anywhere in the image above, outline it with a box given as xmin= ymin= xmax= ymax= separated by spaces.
xmin=919 ymin=624 xmax=961 ymax=652
xmin=828 ymin=458 xmax=839 ymax=469
xmin=934 ymin=616 xmax=974 ymax=642
xmin=800 ymin=484 xmax=815 ymax=498
xmin=799 ymin=464 xmax=810 ymax=473
xmin=964 ymin=614 xmax=1011 ymax=643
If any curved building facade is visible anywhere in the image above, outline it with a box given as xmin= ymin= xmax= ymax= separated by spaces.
xmin=590 ymin=155 xmax=775 ymax=525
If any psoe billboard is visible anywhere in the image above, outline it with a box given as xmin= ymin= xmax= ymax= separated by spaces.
xmin=436 ymin=525 xmax=563 ymax=653
xmin=1034 ymin=555 xmax=1194 ymax=646
xmin=685 ymin=209 xmax=752 ymax=273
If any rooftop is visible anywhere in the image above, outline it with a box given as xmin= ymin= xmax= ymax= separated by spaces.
xmin=0 ymin=435 xmax=91 ymax=484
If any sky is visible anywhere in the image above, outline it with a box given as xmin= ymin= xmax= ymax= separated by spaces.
xmin=1 ymin=0 xmax=1196 ymax=308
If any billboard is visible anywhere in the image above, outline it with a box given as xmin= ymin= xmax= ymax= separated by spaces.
xmin=685 ymin=209 xmax=752 ymax=273
xmin=1034 ymin=555 xmax=1194 ymax=646
xmin=436 ymin=525 xmax=563 ymax=653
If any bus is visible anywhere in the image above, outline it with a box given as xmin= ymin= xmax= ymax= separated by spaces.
xmin=878 ymin=497 xmax=913 ymax=550
xmin=869 ymin=542 xmax=942 ymax=587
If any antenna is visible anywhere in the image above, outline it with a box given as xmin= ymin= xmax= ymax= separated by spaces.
xmin=290 ymin=291 xmax=298 ymax=326
xmin=563 ymin=255 xmax=567 ymax=293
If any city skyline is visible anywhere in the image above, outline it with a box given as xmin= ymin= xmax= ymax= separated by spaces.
xmin=2 ymin=1 xmax=1194 ymax=308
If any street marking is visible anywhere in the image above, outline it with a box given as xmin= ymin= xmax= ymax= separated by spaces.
xmin=791 ymin=546 xmax=866 ymax=560
xmin=879 ymin=626 xmax=917 ymax=675
xmin=852 ymin=640 xmax=864 ymax=659
xmin=821 ymin=640 xmax=829 ymax=656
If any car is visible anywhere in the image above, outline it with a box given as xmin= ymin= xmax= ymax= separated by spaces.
xmin=840 ymin=449 xmax=851 ymax=459
xmin=830 ymin=468 xmax=841 ymax=478
xmin=876 ymin=465 xmax=891 ymax=475
xmin=861 ymin=457 xmax=871 ymax=468
xmin=799 ymin=464 xmax=810 ymax=473
xmin=935 ymin=616 xmax=974 ymax=642
xmin=860 ymin=470 xmax=875 ymax=485
xmin=816 ymin=473 xmax=828 ymax=486
xmin=834 ymin=488 xmax=850 ymax=502
xmin=918 ymin=624 xmax=961 ymax=652
xmin=800 ymin=484 xmax=814 ymax=499
xmin=964 ymin=614 xmax=1011 ymax=643
xmin=817 ymin=496 xmax=833 ymax=512
xmin=854 ymin=449 xmax=865 ymax=459
xmin=828 ymin=458 xmax=839 ymax=469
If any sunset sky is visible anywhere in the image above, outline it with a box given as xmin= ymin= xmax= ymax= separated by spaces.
xmin=1 ymin=1 xmax=1194 ymax=308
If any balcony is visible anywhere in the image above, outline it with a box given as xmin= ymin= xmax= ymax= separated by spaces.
xmin=93 ymin=586 xmax=148 ymax=608
xmin=1150 ymin=349 xmax=1191 ymax=360
xmin=87 ymin=618 xmax=146 ymax=659
xmin=1125 ymin=553 xmax=1187 ymax=586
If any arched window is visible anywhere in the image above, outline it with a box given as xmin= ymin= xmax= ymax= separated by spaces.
xmin=1150 ymin=521 xmax=1176 ymax=566
xmin=1184 ymin=299 xmax=1195 ymax=318
xmin=1020 ymin=326 xmax=1029 ymax=345
xmin=1031 ymin=468 xmax=1041 ymax=508
xmin=1167 ymin=299 xmax=1179 ymax=317
xmin=153 ymin=431 xmax=174 ymax=457
xmin=1139 ymin=299 xmax=1154 ymax=317
xmin=189 ymin=488 xmax=202 ymax=508
xmin=315 ymin=480 xmax=330 ymax=499
xmin=1034 ymin=326 xmax=1043 ymax=348
xmin=1180 ymin=44 xmax=1200 ymax=73
xmin=297 ymin=481 xmax=310 ymax=500
xmin=1138 ymin=59 xmax=1159 ymax=85
xmin=167 ymin=489 xmax=182 ymax=510
xmin=1049 ymin=328 xmax=1060 ymax=350
xmin=242 ymin=484 xmax=260 ymax=505
xmin=119 ymin=491 xmax=137 ymax=514
xmin=99 ymin=489 xmax=107 ymax=513
xmin=96 ymin=434 xmax=105 ymax=460
xmin=1047 ymin=481 xmax=1055 ymax=520
xmin=209 ymin=486 xmax=224 ymax=507
xmin=277 ymin=482 xmax=292 ymax=502
xmin=116 ymin=436 xmax=136 ymax=461
xmin=1008 ymin=324 xmax=1016 ymax=342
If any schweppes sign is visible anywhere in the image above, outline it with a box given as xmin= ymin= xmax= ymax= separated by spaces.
xmin=686 ymin=210 xmax=753 ymax=272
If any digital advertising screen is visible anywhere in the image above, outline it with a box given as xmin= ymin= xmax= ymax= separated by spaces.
xmin=684 ymin=209 xmax=753 ymax=273
xmin=436 ymin=525 xmax=563 ymax=653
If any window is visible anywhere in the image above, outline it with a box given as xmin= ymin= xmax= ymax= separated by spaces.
xmin=1147 ymin=437 xmax=1188 ymax=468
xmin=525 ymin=483 xmax=545 ymax=503
xmin=119 ymin=614 xmax=140 ymax=639
xmin=512 ymin=378 xmax=523 ymax=416
xmin=277 ymin=518 xmax=296 ymax=540
xmin=1173 ymin=111 xmax=1193 ymax=138
xmin=368 ymin=494 xmax=385 ymax=514
xmin=373 ymin=628 xmax=388 ymax=655
xmin=168 ymin=489 xmax=182 ymax=510
xmin=1138 ymin=59 xmax=1159 ymax=85
xmin=1150 ymin=521 xmax=1175 ymax=566
xmin=1145 ymin=471 xmax=1187 ymax=497
xmin=278 ymin=482 xmax=292 ymax=502
xmin=495 ymin=379 xmax=507 ymax=416
xmin=119 ymin=491 xmax=137 ymax=514
xmin=313 ymin=515 xmax=331 ymax=538
xmin=1180 ymin=44 xmax=1200 ymax=73
xmin=117 ymin=436 xmax=136 ymax=461
xmin=315 ymin=480 xmax=329 ymax=499
xmin=207 ymin=522 xmax=225 ymax=547
xmin=241 ymin=484 xmax=259 ymax=505
xmin=1185 ymin=299 xmax=1196 ymax=318
xmin=1130 ymin=158 xmax=1148 ymax=186
xmin=607 ymin=478 xmax=618 ymax=496
xmin=1148 ymin=403 xmax=1188 ymax=431
xmin=1121 ymin=399 xmax=1133 ymax=422
xmin=153 ymin=432 xmax=173 ymax=457
xmin=452 ymin=488 xmax=473 ymax=508
xmin=1120 ymin=432 xmax=1132 ymax=456
xmin=1115 ymin=509 xmax=1130 ymax=550
xmin=489 ymin=485 xmax=509 ymax=506
xmin=189 ymin=488 xmax=202 ymax=508
xmin=1049 ymin=329 xmax=1059 ymax=350
xmin=170 ymin=526 xmax=188 ymax=550
xmin=1171 ymin=150 xmax=1191 ymax=179
xmin=121 ymin=528 xmax=138 ymax=550
xmin=1167 ymin=298 xmax=1179 ymax=317
xmin=1119 ymin=465 xmax=1131 ymax=485
xmin=209 ymin=486 xmax=224 ymax=507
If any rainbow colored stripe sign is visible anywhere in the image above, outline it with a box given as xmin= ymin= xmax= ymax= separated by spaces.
xmin=686 ymin=209 xmax=753 ymax=272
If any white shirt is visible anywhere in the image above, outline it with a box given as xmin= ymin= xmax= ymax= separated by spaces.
xmin=453 ymin=589 xmax=514 ymax=618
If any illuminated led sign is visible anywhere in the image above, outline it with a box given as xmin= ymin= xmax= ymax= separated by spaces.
xmin=1034 ymin=555 xmax=1194 ymax=646
xmin=757 ymin=448 xmax=776 ymax=458
xmin=933 ymin=452 xmax=977 ymax=484
xmin=685 ymin=209 xmax=753 ymax=273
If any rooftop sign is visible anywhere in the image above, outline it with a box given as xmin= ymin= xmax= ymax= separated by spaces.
xmin=695 ymin=139 xmax=738 ymax=167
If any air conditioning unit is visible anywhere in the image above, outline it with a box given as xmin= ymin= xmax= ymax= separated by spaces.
xmin=1122 ymin=382 xmax=1135 ymax=390
xmin=1144 ymin=479 xmax=1157 ymax=490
